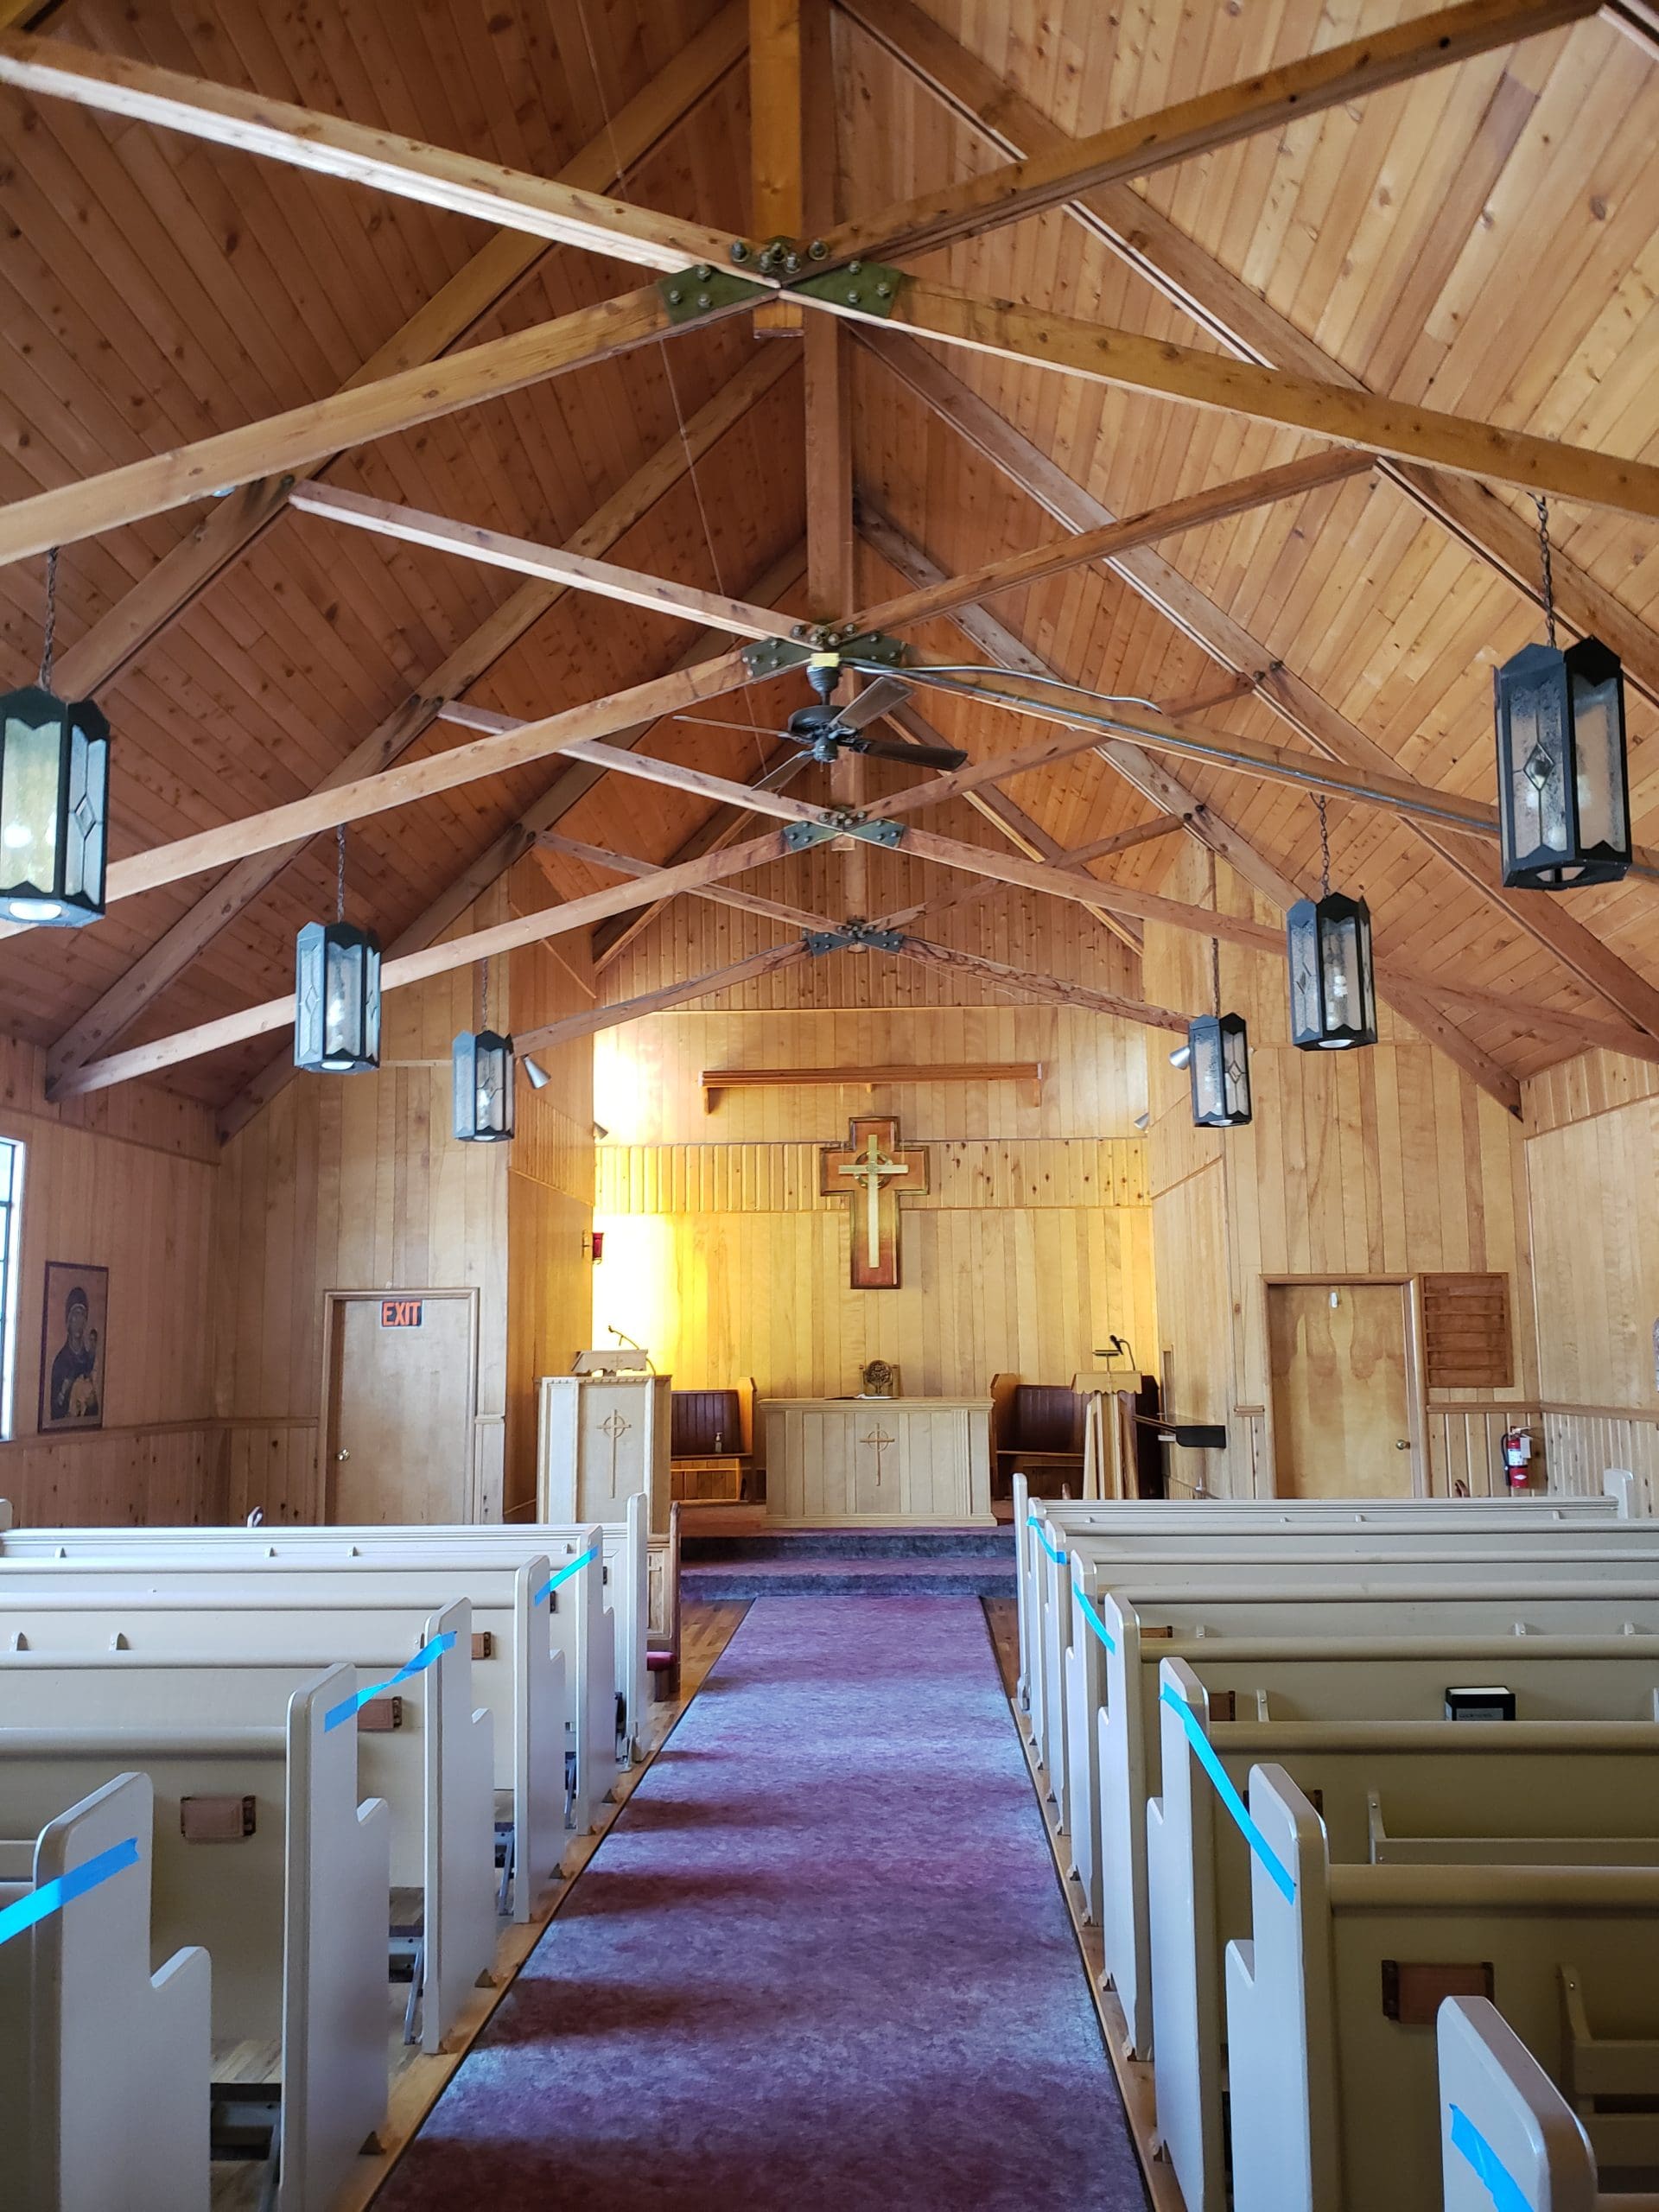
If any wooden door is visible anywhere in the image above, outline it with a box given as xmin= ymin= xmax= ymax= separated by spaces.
xmin=323 ymin=1292 xmax=475 ymax=1522
xmin=1267 ymin=1283 xmax=1414 ymax=1498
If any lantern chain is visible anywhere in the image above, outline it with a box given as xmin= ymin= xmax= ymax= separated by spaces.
xmin=1316 ymin=791 xmax=1331 ymax=899
xmin=1208 ymin=848 xmax=1221 ymax=1017
xmin=1534 ymin=494 xmax=1557 ymax=651
xmin=335 ymin=823 xmax=346 ymax=925
xmin=39 ymin=546 xmax=57 ymax=690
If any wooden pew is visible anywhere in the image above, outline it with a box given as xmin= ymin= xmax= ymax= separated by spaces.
xmin=1035 ymin=1519 xmax=1659 ymax=1844
xmin=1439 ymin=1995 xmax=1659 ymax=2212
xmin=0 ymin=1664 xmax=389 ymax=2212
xmin=0 ymin=1770 xmax=211 ymax=2212
xmin=0 ymin=1502 xmax=647 ymax=1771
xmin=0 ymin=1541 xmax=616 ymax=1838
xmin=1083 ymin=1578 xmax=1659 ymax=2056
xmin=0 ymin=1602 xmax=493 ymax=2054
xmin=1150 ymin=1655 xmax=1659 ymax=2212
xmin=0 ymin=1563 xmax=565 ymax=1925
xmin=1224 ymin=1765 xmax=1659 ymax=2212
xmin=1012 ymin=1471 xmax=1630 ymax=1724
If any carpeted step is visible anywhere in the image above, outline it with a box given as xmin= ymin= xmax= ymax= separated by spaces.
xmin=683 ymin=1553 xmax=1015 ymax=1599
xmin=682 ymin=1526 xmax=1015 ymax=1562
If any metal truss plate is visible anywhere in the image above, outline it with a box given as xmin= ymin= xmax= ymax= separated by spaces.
xmin=790 ymin=261 xmax=908 ymax=317
xmin=658 ymin=267 xmax=766 ymax=324
xmin=782 ymin=820 xmax=837 ymax=853
xmin=744 ymin=636 xmax=815 ymax=681
xmin=803 ymin=923 xmax=909 ymax=957
xmin=782 ymin=813 xmax=907 ymax=855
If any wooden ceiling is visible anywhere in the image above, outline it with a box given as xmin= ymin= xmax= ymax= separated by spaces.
xmin=0 ymin=0 xmax=1655 ymax=1122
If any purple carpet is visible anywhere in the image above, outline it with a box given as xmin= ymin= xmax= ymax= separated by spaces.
xmin=375 ymin=1597 xmax=1149 ymax=2210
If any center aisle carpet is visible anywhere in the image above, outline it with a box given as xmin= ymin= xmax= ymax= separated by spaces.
xmin=376 ymin=1596 xmax=1149 ymax=2210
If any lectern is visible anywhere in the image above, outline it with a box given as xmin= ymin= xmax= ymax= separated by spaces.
xmin=537 ymin=1355 xmax=673 ymax=1529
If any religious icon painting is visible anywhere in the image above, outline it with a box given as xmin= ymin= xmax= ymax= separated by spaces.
xmin=39 ymin=1260 xmax=108 ymax=1433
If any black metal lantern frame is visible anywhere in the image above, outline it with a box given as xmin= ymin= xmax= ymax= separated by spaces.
xmin=1495 ymin=497 xmax=1630 ymax=893
xmin=0 ymin=555 xmax=110 ymax=926
xmin=454 ymin=1027 xmax=515 ymax=1143
xmin=1189 ymin=869 xmax=1251 ymax=1127
xmin=1287 ymin=795 xmax=1377 ymax=1051
xmin=294 ymin=829 xmax=380 ymax=1073
xmin=1188 ymin=1013 xmax=1251 ymax=1128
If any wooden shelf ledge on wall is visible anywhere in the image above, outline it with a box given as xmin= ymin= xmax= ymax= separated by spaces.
xmin=698 ymin=1062 xmax=1046 ymax=1113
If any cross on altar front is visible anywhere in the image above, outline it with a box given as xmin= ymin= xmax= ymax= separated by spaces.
xmin=818 ymin=1116 xmax=931 ymax=1290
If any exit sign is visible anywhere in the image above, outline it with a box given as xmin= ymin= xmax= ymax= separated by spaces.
xmin=380 ymin=1299 xmax=423 ymax=1329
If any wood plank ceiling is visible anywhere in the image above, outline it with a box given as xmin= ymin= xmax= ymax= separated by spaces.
xmin=0 ymin=0 xmax=1654 ymax=1110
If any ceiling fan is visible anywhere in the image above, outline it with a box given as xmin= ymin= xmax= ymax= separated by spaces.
xmin=780 ymin=669 xmax=967 ymax=771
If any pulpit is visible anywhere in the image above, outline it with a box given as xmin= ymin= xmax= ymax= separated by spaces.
xmin=537 ymin=1363 xmax=673 ymax=1529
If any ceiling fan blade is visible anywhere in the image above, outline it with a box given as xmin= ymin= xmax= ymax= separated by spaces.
xmin=834 ymin=674 xmax=912 ymax=733
xmin=852 ymin=734 xmax=969 ymax=771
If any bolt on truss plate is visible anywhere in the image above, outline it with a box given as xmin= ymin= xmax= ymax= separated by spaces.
xmin=658 ymin=266 xmax=766 ymax=324
xmin=789 ymin=262 xmax=909 ymax=318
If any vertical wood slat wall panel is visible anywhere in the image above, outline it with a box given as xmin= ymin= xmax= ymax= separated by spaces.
xmin=1142 ymin=847 xmax=1539 ymax=1499
xmin=592 ymin=997 xmax=1154 ymax=1403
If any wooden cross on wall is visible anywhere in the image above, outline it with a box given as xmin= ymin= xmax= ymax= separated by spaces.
xmin=818 ymin=1116 xmax=930 ymax=1290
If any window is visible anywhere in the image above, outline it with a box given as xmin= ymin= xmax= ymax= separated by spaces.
xmin=0 ymin=1138 xmax=22 ymax=1438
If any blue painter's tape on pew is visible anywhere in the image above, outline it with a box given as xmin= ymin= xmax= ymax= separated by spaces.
xmin=536 ymin=1546 xmax=599 ymax=1606
xmin=1071 ymin=1584 xmax=1117 ymax=1654
xmin=1027 ymin=1516 xmax=1068 ymax=1566
xmin=1448 ymin=2104 xmax=1534 ymax=2212
xmin=0 ymin=1836 xmax=140 ymax=1949
xmin=325 ymin=1630 xmax=457 ymax=1733
xmin=1160 ymin=1684 xmax=1297 ymax=1905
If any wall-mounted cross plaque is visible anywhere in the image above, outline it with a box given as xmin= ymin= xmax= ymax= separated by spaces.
xmin=818 ymin=1116 xmax=930 ymax=1290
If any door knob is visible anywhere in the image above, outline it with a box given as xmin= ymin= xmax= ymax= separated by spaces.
xmin=1395 ymin=1440 xmax=1410 ymax=1450
xmin=335 ymin=1449 xmax=351 ymax=1462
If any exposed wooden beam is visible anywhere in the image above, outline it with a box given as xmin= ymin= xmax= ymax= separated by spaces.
xmin=861 ymin=343 xmax=1659 ymax=1043
xmin=957 ymin=785 xmax=1142 ymax=956
xmin=854 ymin=449 xmax=1375 ymax=634
xmin=438 ymin=700 xmax=834 ymax=828
xmin=893 ymin=938 xmax=1190 ymax=1032
xmin=832 ymin=280 xmax=1659 ymax=520
xmin=49 ymin=7 xmax=747 ymax=698
xmin=0 ymin=30 xmax=751 ymax=276
xmin=47 ymin=354 xmax=797 ymax=1092
xmin=63 ymin=824 xmax=808 ymax=1098
xmin=750 ymin=0 xmax=807 ymax=333
xmin=589 ymin=748 xmax=814 ymax=969
xmin=894 ymin=661 xmax=1659 ymax=873
xmin=841 ymin=0 xmax=1659 ymax=709
xmin=215 ymin=541 xmax=810 ymax=1141
xmin=533 ymin=831 xmax=826 ymax=934
xmin=289 ymin=483 xmax=800 ymax=642
xmin=518 ymin=940 xmax=811 ymax=1053
xmin=0 ymin=283 xmax=731 ymax=567
xmin=1065 ymin=817 xmax=1188 ymax=867
xmin=105 ymin=650 xmax=762 ymax=906
xmin=898 ymin=824 xmax=1659 ymax=1060
xmin=854 ymin=514 xmax=1518 ymax=1109
xmin=816 ymin=0 xmax=1599 ymax=264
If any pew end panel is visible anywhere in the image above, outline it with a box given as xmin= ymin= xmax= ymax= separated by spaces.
xmin=1222 ymin=1765 xmax=1341 ymax=2212
xmin=0 ymin=1770 xmax=212 ymax=2212
xmin=284 ymin=1664 xmax=393 ymax=2212
xmin=1440 ymin=1995 xmax=1607 ymax=2212
xmin=419 ymin=1599 xmax=498 ymax=2056
xmin=1147 ymin=1661 xmax=1225 ymax=2212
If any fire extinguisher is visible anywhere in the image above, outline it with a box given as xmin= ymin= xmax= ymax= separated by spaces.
xmin=1500 ymin=1426 xmax=1533 ymax=1491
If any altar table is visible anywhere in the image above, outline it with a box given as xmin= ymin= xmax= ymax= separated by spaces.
xmin=761 ymin=1397 xmax=994 ymax=1526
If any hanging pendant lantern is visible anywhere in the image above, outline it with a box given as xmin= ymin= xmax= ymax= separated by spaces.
xmin=1188 ymin=1012 xmax=1252 ymax=1127
xmin=294 ymin=826 xmax=380 ymax=1073
xmin=453 ymin=957 xmax=514 ymax=1142
xmin=1495 ymin=498 xmax=1629 ymax=891
xmin=1287 ymin=795 xmax=1377 ymax=1050
xmin=1189 ymin=857 xmax=1251 ymax=1127
xmin=0 ymin=550 xmax=110 ymax=927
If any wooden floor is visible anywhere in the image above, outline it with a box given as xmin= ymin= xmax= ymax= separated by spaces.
xmin=980 ymin=1595 xmax=1180 ymax=2212
xmin=208 ymin=1600 xmax=753 ymax=2212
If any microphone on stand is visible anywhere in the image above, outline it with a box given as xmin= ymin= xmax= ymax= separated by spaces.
xmin=609 ymin=1325 xmax=655 ymax=1373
